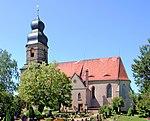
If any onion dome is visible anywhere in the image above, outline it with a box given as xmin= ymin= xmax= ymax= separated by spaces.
xmin=27 ymin=16 xmax=48 ymax=46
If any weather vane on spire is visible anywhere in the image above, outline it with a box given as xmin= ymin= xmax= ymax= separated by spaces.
xmin=36 ymin=5 xmax=39 ymax=18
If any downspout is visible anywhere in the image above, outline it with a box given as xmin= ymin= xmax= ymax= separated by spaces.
xmin=85 ymin=69 xmax=89 ymax=112
xmin=117 ymin=57 xmax=121 ymax=97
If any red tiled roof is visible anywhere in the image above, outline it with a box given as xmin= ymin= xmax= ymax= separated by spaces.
xmin=58 ymin=56 xmax=129 ymax=81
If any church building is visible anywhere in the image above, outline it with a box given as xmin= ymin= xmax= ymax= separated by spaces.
xmin=21 ymin=12 xmax=133 ymax=113
xmin=58 ymin=57 xmax=133 ymax=112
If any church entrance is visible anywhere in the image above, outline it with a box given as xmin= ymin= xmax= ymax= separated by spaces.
xmin=78 ymin=104 xmax=83 ymax=112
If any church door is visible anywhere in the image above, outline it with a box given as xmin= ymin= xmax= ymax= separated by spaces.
xmin=78 ymin=104 xmax=83 ymax=112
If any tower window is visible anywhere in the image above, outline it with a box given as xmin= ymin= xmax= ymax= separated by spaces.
xmin=107 ymin=84 xmax=112 ymax=98
xmin=31 ymin=48 xmax=35 ymax=57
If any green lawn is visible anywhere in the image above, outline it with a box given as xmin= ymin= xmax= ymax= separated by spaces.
xmin=117 ymin=115 xmax=147 ymax=121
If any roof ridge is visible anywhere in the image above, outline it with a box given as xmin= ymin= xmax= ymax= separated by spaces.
xmin=59 ymin=56 xmax=120 ymax=64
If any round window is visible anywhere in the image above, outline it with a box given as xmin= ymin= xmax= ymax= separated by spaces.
xmin=73 ymin=80 xmax=76 ymax=83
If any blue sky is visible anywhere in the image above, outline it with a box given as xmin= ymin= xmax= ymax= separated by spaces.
xmin=0 ymin=0 xmax=149 ymax=93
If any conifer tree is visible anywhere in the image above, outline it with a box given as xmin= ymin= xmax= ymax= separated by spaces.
xmin=132 ymin=40 xmax=150 ymax=93
xmin=132 ymin=40 xmax=150 ymax=117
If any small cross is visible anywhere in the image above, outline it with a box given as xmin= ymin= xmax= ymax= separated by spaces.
xmin=36 ymin=5 xmax=39 ymax=17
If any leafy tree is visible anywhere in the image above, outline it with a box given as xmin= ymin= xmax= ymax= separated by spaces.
xmin=52 ymin=72 xmax=72 ymax=112
xmin=0 ymin=91 xmax=13 ymax=118
xmin=98 ymin=106 xmax=105 ymax=115
xmin=127 ymin=107 xmax=134 ymax=116
xmin=132 ymin=40 xmax=150 ymax=117
xmin=28 ymin=106 xmax=34 ymax=119
xmin=112 ymin=97 xmax=124 ymax=114
xmin=18 ymin=62 xmax=72 ymax=113
xmin=11 ymin=95 xmax=26 ymax=117
xmin=136 ymin=91 xmax=150 ymax=117
xmin=98 ymin=104 xmax=111 ymax=118
xmin=129 ymin=91 xmax=138 ymax=113
xmin=131 ymin=40 xmax=150 ymax=92
xmin=0 ymin=49 xmax=19 ymax=118
xmin=0 ymin=93 xmax=25 ymax=119
xmin=33 ymin=109 xmax=44 ymax=120
xmin=6 ymin=109 xmax=11 ymax=121
xmin=0 ymin=49 xmax=19 ymax=93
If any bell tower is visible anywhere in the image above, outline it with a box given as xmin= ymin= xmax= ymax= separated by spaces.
xmin=26 ymin=6 xmax=48 ymax=64
xmin=26 ymin=16 xmax=48 ymax=64
xmin=20 ymin=6 xmax=48 ymax=72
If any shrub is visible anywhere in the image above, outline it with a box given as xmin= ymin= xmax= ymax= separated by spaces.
xmin=26 ymin=108 xmax=44 ymax=120
xmin=78 ymin=112 xmax=85 ymax=117
xmin=28 ymin=106 xmax=34 ymax=118
xmin=38 ymin=104 xmax=44 ymax=113
xmin=90 ymin=116 xmax=96 ymax=121
xmin=112 ymin=97 xmax=124 ymax=114
xmin=34 ymin=109 xmax=44 ymax=119
xmin=98 ymin=106 xmax=105 ymax=114
xmin=43 ymin=109 xmax=49 ymax=114
xmin=34 ymin=109 xmax=41 ymax=115
xmin=127 ymin=107 xmax=133 ymax=116
xmin=45 ymin=117 xmax=53 ymax=121
xmin=98 ymin=104 xmax=112 ymax=118
xmin=6 ymin=110 xmax=11 ymax=121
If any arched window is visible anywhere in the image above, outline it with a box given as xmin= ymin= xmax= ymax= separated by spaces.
xmin=122 ymin=84 xmax=126 ymax=99
xmin=78 ymin=93 xmax=82 ymax=101
xmin=107 ymin=84 xmax=112 ymax=98
xmin=31 ymin=48 xmax=35 ymax=57
xmin=92 ymin=86 xmax=95 ymax=99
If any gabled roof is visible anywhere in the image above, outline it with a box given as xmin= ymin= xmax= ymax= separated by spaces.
xmin=71 ymin=73 xmax=86 ymax=88
xmin=58 ymin=56 xmax=129 ymax=81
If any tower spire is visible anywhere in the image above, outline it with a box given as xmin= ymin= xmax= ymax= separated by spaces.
xmin=36 ymin=5 xmax=39 ymax=18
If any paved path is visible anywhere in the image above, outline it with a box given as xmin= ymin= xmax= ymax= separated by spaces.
xmin=72 ymin=113 xmax=98 ymax=121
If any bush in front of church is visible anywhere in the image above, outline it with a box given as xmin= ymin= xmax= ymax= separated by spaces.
xmin=127 ymin=107 xmax=134 ymax=116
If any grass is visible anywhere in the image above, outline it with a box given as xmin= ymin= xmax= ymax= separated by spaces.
xmin=117 ymin=115 xmax=147 ymax=121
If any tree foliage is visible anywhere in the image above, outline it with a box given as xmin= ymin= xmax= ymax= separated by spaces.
xmin=127 ymin=107 xmax=134 ymax=116
xmin=132 ymin=40 xmax=150 ymax=117
xmin=28 ymin=106 xmax=34 ymax=119
xmin=6 ymin=109 xmax=11 ymax=121
xmin=136 ymin=91 xmax=150 ymax=117
xmin=0 ymin=91 xmax=13 ymax=117
xmin=112 ymin=96 xmax=124 ymax=114
xmin=11 ymin=95 xmax=26 ymax=116
xmin=18 ymin=62 xmax=72 ymax=112
xmin=131 ymin=40 xmax=150 ymax=93
xmin=0 ymin=49 xmax=19 ymax=93
xmin=0 ymin=92 xmax=25 ymax=119
xmin=0 ymin=49 xmax=19 ymax=118
xmin=98 ymin=104 xmax=112 ymax=118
